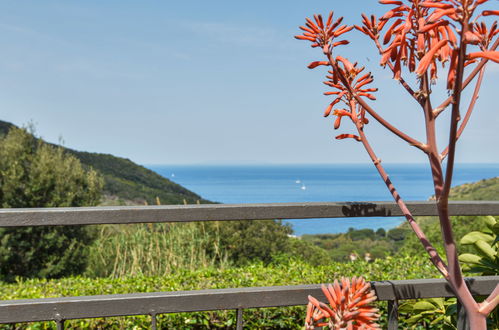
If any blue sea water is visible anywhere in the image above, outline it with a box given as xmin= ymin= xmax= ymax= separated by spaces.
xmin=147 ymin=164 xmax=499 ymax=235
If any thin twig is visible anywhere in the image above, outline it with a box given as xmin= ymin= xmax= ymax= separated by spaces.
xmin=479 ymin=284 xmax=499 ymax=315
xmin=437 ymin=22 xmax=483 ymax=326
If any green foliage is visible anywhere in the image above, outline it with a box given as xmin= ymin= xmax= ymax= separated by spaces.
xmin=0 ymin=127 xmax=103 ymax=281
xmin=86 ymin=222 xmax=228 ymax=278
xmin=399 ymin=298 xmax=457 ymax=329
xmin=301 ymin=227 xmax=401 ymax=262
xmin=0 ymin=255 xmax=440 ymax=329
xmin=447 ymin=177 xmax=499 ymax=201
xmin=386 ymin=227 xmax=409 ymax=241
xmin=85 ymin=219 xmax=329 ymax=277
xmin=398 ymin=215 xmax=497 ymax=259
xmin=396 ymin=217 xmax=499 ymax=329
xmin=0 ymin=119 xmax=208 ymax=206
xmin=348 ymin=228 xmax=375 ymax=241
xmin=376 ymin=228 xmax=386 ymax=238
xmin=283 ymin=236 xmax=332 ymax=266
xmin=398 ymin=175 xmax=499 ymax=258
xmin=459 ymin=216 xmax=498 ymax=275
xmin=209 ymin=220 xmax=293 ymax=266
xmin=69 ymin=150 xmax=209 ymax=205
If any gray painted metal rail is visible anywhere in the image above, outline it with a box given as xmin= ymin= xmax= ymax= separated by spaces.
xmin=0 ymin=201 xmax=498 ymax=226
xmin=0 ymin=277 xmax=497 ymax=324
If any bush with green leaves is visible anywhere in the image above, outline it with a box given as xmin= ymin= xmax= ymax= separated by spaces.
xmin=459 ymin=216 xmax=498 ymax=275
xmin=398 ymin=298 xmax=458 ymax=329
xmin=0 ymin=127 xmax=103 ymax=281
xmin=0 ymin=255 xmax=440 ymax=329
xmin=207 ymin=219 xmax=293 ymax=266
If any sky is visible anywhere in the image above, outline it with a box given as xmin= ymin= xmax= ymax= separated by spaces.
xmin=0 ymin=1 xmax=497 ymax=165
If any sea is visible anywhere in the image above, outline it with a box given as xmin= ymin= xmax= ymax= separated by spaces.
xmin=147 ymin=164 xmax=499 ymax=236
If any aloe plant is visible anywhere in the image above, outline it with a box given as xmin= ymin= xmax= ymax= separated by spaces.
xmin=395 ymin=217 xmax=498 ymax=328
xmin=296 ymin=1 xmax=499 ymax=327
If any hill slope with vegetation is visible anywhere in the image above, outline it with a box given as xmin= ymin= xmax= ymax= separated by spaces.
xmin=0 ymin=120 xmax=207 ymax=205
xmin=448 ymin=176 xmax=499 ymax=200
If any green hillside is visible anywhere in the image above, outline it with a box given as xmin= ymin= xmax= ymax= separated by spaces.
xmin=0 ymin=120 xmax=208 ymax=205
xmin=448 ymin=176 xmax=499 ymax=200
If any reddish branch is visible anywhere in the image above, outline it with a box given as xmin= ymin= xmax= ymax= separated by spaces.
xmin=441 ymin=65 xmax=486 ymax=160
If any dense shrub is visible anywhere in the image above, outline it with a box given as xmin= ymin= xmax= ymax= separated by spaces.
xmin=0 ymin=255 xmax=440 ymax=329
xmin=0 ymin=127 xmax=103 ymax=281
xmin=206 ymin=220 xmax=293 ymax=266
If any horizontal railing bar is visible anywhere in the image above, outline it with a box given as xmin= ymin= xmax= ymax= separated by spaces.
xmin=0 ymin=276 xmax=496 ymax=323
xmin=0 ymin=201 xmax=498 ymax=227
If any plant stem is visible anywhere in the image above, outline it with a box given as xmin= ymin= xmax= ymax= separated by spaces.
xmin=440 ymin=65 xmax=486 ymax=160
xmin=434 ymin=19 xmax=486 ymax=329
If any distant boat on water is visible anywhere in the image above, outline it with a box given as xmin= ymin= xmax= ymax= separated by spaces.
xmin=301 ymin=183 xmax=306 ymax=190
xmin=295 ymin=180 xmax=301 ymax=184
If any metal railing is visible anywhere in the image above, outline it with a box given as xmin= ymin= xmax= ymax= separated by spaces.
xmin=0 ymin=201 xmax=498 ymax=329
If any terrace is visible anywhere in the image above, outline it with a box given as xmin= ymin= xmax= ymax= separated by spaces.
xmin=1 ymin=200 xmax=498 ymax=329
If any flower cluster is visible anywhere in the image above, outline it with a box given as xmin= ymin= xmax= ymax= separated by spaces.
xmin=322 ymin=59 xmax=375 ymax=141
xmin=356 ymin=0 xmax=498 ymax=87
xmin=296 ymin=14 xmax=376 ymax=142
xmin=295 ymin=11 xmax=353 ymax=54
xmin=305 ymin=277 xmax=380 ymax=329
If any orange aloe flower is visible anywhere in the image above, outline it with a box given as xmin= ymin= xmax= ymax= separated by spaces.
xmin=355 ymin=0 xmax=497 ymax=89
xmin=323 ymin=59 xmax=376 ymax=141
xmin=295 ymin=11 xmax=353 ymax=54
xmin=305 ymin=276 xmax=380 ymax=329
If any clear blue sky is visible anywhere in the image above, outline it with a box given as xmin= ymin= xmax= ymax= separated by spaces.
xmin=0 ymin=1 xmax=497 ymax=164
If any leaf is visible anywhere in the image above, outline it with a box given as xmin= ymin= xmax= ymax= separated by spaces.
xmin=492 ymin=223 xmax=499 ymax=236
xmin=427 ymin=298 xmax=445 ymax=309
xmin=474 ymin=240 xmax=496 ymax=260
xmin=460 ymin=231 xmax=494 ymax=245
xmin=445 ymin=302 xmax=457 ymax=316
xmin=413 ymin=301 xmax=439 ymax=311
xmin=398 ymin=301 xmax=420 ymax=313
xmin=405 ymin=314 xmax=424 ymax=324
xmin=458 ymin=253 xmax=482 ymax=264
xmin=483 ymin=216 xmax=497 ymax=230
xmin=467 ymin=266 xmax=497 ymax=275
xmin=430 ymin=314 xmax=446 ymax=325
xmin=476 ymin=258 xmax=499 ymax=271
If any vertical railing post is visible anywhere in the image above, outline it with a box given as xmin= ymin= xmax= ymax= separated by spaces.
xmin=55 ymin=320 xmax=65 ymax=330
xmin=387 ymin=300 xmax=398 ymax=330
xmin=151 ymin=312 xmax=158 ymax=330
xmin=236 ymin=308 xmax=243 ymax=330
xmin=457 ymin=301 xmax=470 ymax=330
xmin=54 ymin=313 xmax=64 ymax=330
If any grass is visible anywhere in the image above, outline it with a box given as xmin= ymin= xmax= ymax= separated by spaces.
xmin=86 ymin=222 xmax=228 ymax=278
